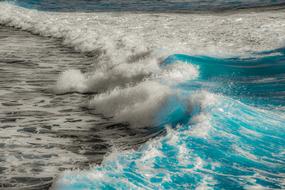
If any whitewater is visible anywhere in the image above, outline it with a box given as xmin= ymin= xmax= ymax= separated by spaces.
xmin=0 ymin=1 xmax=285 ymax=189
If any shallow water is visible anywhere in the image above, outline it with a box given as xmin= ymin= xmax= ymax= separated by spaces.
xmin=0 ymin=26 xmax=160 ymax=189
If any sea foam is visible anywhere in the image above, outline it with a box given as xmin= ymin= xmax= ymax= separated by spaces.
xmin=2 ymin=1 xmax=285 ymax=127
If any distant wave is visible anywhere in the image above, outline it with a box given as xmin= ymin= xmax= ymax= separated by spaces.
xmin=6 ymin=0 xmax=285 ymax=12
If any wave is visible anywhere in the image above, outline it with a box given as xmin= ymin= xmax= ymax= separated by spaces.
xmin=54 ymin=94 xmax=285 ymax=189
xmin=53 ymin=51 xmax=285 ymax=188
xmin=165 ymin=49 xmax=285 ymax=106
xmin=1 ymin=2 xmax=285 ymax=189
xmin=53 ymin=49 xmax=285 ymax=189
xmin=1 ymin=2 xmax=285 ymax=57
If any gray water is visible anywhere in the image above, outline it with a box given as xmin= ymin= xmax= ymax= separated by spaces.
xmin=0 ymin=26 xmax=157 ymax=189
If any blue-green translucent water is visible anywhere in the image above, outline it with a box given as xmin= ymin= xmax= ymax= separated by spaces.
xmin=56 ymin=49 xmax=285 ymax=189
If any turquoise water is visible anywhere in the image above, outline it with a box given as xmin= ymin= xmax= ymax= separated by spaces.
xmin=165 ymin=48 xmax=285 ymax=106
xmin=56 ymin=50 xmax=285 ymax=189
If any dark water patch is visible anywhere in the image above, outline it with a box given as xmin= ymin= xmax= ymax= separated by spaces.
xmin=0 ymin=118 xmax=18 ymax=123
xmin=2 ymin=102 xmax=23 ymax=106
xmin=1 ymin=125 xmax=15 ymax=129
xmin=64 ymin=118 xmax=83 ymax=123
xmin=17 ymin=127 xmax=37 ymax=133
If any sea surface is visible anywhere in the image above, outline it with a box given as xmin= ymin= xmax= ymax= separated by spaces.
xmin=0 ymin=1 xmax=285 ymax=189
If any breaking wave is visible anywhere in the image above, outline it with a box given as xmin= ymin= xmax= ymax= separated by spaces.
xmin=1 ymin=1 xmax=285 ymax=189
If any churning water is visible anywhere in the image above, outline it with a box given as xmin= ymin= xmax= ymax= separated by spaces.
xmin=0 ymin=1 xmax=285 ymax=189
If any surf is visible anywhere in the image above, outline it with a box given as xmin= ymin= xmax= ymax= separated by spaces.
xmin=0 ymin=1 xmax=285 ymax=189
xmin=53 ymin=50 xmax=285 ymax=189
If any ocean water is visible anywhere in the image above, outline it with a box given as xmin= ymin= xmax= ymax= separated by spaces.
xmin=0 ymin=1 xmax=285 ymax=189
xmin=55 ymin=50 xmax=285 ymax=189
xmin=7 ymin=0 xmax=285 ymax=12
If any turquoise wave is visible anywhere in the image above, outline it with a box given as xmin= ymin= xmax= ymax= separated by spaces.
xmin=56 ymin=50 xmax=285 ymax=189
xmin=165 ymin=48 xmax=285 ymax=106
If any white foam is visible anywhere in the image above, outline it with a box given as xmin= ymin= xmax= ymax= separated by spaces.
xmin=187 ymin=91 xmax=218 ymax=137
xmin=160 ymin=61 xmax=199 ymax=83
xmin=189 ymin=114 xmax=213 ymax=138
xmin=89 ymin=81 xmax=172 ymax=127
xmin=1 ymin=2 xmax=285 ymax=59
xmin=188 ymin=91 xmax=218 ymax=111
xmin=81 ymin=56 xmax=161 ymax=93
xmin=52 ymin=53 xmax=199 ymax=127
xmin=54 ymin=57 xmax=198 ymax=94
xmin=1 ymin=2 xmax=284 ymax=127
xmin=54 ymin=69 xmax=87 ymax=94
xmin=196 ymin=175 xmax=217 ymax=190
